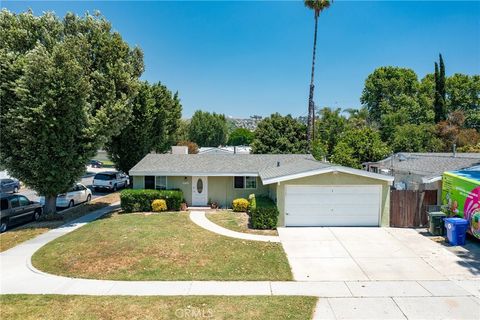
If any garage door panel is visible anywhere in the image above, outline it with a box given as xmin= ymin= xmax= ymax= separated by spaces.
xmin=285 ymin=185 xmax=381 ymax=227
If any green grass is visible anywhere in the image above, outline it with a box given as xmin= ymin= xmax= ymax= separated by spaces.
xmin=207 ymin=210 xmax=278 ymax=236
xmin=32 ymin=212 xmax=292 ymax=281
xmin=0 ymin=295 xmax=317 ymax=320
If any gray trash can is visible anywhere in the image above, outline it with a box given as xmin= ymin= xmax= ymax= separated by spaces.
xmin=428 ymin=211 xmax=447 ymax=236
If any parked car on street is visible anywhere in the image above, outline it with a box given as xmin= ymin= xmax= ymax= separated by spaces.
xmin=0 ymin=178 xmax=20 ymax=193
xmin=0 ymin=194 xmax=43 ymax=233
xmin=92 ymin=171 xmax=129 ymax=192
xmin=39 ymin=183 xmax=92 ymax=208
xmin=89 ymin=160 xmax=103 ymax=168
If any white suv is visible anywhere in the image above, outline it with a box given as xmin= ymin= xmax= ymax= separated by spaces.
xmin=92 ymin=171 xmax=129 ymax=192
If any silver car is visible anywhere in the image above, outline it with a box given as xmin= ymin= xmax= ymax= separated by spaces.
xmin=39 ymin=183 xmax=92 ymax=208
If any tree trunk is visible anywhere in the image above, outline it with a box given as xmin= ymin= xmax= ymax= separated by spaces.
xmin=43 ymin=195 xmax=57 ymax=218
xmin=307 ymin=14 xmax=319 ymax=146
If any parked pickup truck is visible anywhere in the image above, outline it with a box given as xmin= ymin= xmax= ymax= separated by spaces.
xmin=1 ymin=194 xmax=43 ymax=233
xmin=92 ymin=171 xmax=129 ymax=192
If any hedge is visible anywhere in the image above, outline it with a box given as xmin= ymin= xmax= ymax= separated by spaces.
xmin=120 ymin=189 xmax=183 ymax=212
xmin=250 ymin=196 xmax=278 ymax=230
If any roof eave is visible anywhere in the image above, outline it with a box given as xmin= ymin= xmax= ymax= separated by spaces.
xmin=261 ymin=166 xmax=394 ymax=185
xmin=129 ymin=171 xmax=259 ymax=177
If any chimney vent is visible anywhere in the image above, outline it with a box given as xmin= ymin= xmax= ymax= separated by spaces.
xmin=171 ymin=146 xmax=188 ymax=154
xmin=277 ymin=161 xmax=280 ymax=167
xmin=453 ymin=143 xmax=457 ymax=158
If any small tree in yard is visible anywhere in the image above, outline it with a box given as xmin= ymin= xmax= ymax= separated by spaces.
xmin=0 ymin=10 xmax=143 ymax=216
xmin=227 ymin=128 xmax=254 ymax=146
xmin=188 ymin=110 xmax=227 ymax=147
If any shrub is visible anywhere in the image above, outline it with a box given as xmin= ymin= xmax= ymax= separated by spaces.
xmin=232 ymin=198 xmax=249 ymax=212
xmin=248 ymin=194 xmax=256 ymax=214
xmin=151 ymin=199 xmax=167 ymax=212
xmin=121 ymin=189 xmax=183 ymax=212
xmin=250 ymin=196 xmax=278 ymax=229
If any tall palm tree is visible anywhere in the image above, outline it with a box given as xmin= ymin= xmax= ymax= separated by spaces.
xmin=304 ymin=0 xmax=332 ymax=146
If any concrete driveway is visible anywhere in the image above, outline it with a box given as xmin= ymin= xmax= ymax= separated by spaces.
xmin=278 ymin=227 xmax=480 ymax=281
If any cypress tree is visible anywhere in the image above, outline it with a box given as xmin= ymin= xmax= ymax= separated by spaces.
xmin=434 ymin=54 xmax=447 ymax=122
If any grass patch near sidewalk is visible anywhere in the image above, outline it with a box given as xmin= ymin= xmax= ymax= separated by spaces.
xmin=32 ymin=212 xmax=292 ymax=281
xmin=0 ymin=192 xmax=120 ymax=252
xmin=0 ymin=295 xmax=317 ymax=320
xmin=207 ymin=210 xmax=278 ymax=236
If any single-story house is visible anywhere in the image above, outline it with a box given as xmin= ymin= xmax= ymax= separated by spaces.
xmin=364 ymin=152 xmax=480 ymax=202
xmin=129 ymin=152 xmax=394 ymax=227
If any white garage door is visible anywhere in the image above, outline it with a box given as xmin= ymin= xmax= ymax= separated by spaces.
xmin=285 ymin=185 xmax=381 ymax=227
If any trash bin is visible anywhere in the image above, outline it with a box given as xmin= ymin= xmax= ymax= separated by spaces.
xmin=428 ymin=212 xmax=446 ymax=236
xmin=444 ymin=217 xmax=469 ymax=246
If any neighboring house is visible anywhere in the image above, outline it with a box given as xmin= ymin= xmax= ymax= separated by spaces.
xmin=198 ymin=146 xmax=251 ymax=154
xmin=129 ymin=153 xmax=393 ymax=227
xmin=364 ymin=153 xmax=480 ymax=201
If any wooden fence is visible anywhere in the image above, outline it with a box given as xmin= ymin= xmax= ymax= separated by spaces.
xmin=390 ymin=190 xmax=438 ymax=228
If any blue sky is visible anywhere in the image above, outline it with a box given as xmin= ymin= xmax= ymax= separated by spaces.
xmin=3 ymin=1 xmax=479 ymax=118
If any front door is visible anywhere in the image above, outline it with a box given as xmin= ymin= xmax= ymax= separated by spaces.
xmin=192 ymin=176 xmax=208 ymax=206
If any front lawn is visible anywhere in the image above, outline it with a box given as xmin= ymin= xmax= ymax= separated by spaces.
xmin=0 ymin=192 xmax=120 ymax=252
xmin=0 ymin=295 xmax=317 ymax=320
xmin=32 ymin=212 xmax=292 ymax=280
xmin=207 ymin=210 xmax=278 ymax=236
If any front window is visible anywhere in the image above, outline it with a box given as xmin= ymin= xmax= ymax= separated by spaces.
xmin=245 ymin=176 xmax=257 ymax=189
xmin=155 ymin=176 xmax=167 ymax=190
xmin=145 ymin=176 xmax=155 ymax=189
xmin=234 ymin=176 xmax=244 ymax=189
xmin=234 ymin=176 xmax=257 ymax=189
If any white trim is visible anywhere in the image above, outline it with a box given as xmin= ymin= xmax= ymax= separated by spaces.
xmin=262 ymin=166 xmax=394 ymax=185
xmin=422 ymin=176 xmax=442 ymax=184
xmin=130 ymin=171 xmax=259 ymax=177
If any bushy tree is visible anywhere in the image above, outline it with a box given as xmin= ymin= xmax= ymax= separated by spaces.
xmin=361 ymin=67 xmax=420 ymax=124
xmin=0 ymin=10 xmax=143 ymax=215
xmin=391 ymin=124 xmax=444 ymax=153
xmin=446 ymin=74 xmax=480 ymax=129
xmin=227 ymin=128 xmax=254 ymax=146
xmin=188 ymin=110 xmax=227 ymax=147
xmin=314 ymin=107 xmax=347 ymax=157
xmin=331 ymin=127 xmax=390 ymax=169
xmin=251 ymin=113 xmax=308 ymax=154
xmin=105 ymin=81 xmax=181 ymax=174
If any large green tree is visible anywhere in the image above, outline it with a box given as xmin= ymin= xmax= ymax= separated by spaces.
xmin=446 ymin=74 xmax=480 ymax=129
xmin=227 ymin=128 xmax=254 ymax=146
xmin=391 ymin=124 xmax=444 ymax=153
xmin=105 ymin=81 xmax=181 ymax=174
xmin=251 ymin=113 xmax=308 ymax=154
xmin=434 ymin=54 xmax=447 ymax=123
xmin=361 ymin=67 xmax=434 ymax=142
xmin=313 ymin=107 xmax=347 ymax=158
xmin=0 ymin=10 xmax=143 ymax=215
xmin=330 ymin=127 xmax=390 ymax=169
xmin=188 ymin=111 xmax=228 ymax=147
xmin=304 ymin=0 xmax=332 ymax=146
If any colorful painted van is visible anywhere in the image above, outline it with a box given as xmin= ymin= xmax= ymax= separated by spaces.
xmin=442 ymin=168 xmax=480 ymax=240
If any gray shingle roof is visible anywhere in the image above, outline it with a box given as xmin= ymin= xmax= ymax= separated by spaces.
xmin=129 ymin=153 xmax=317 ymax=176
xmin=373 ymin=153 xmax=480 ymax=180
xmin=259 ymin=158 xmax=332 ymax=181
